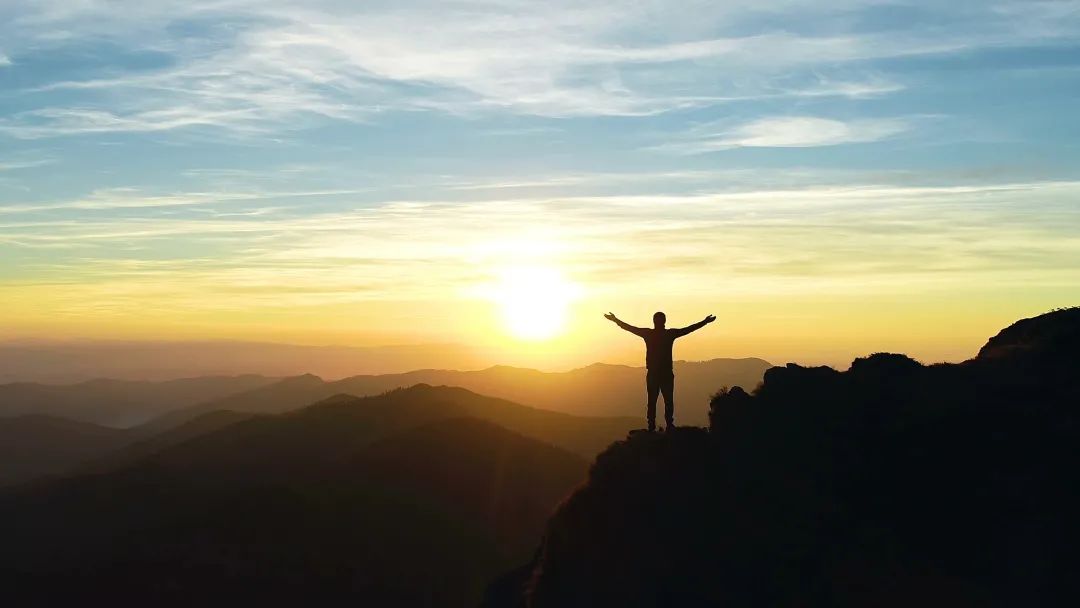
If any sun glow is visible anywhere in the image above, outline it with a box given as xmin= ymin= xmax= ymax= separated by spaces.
xmin=491 ymin=265 xmax=579 ymax=341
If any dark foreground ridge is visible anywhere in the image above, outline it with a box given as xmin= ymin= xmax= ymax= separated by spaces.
xmin=487 ymin=308 xmax=1080 ymax=607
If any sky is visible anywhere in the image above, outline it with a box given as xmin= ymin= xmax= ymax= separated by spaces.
xmin=1 ymin=0 xmax=1079 ymax=370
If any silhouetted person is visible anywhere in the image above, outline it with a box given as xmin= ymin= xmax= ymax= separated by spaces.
xmin=605 ymin=311 xmax=716 ymax=431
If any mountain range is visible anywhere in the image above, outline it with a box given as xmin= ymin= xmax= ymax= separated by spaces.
xmin=0 ymin=357 xmax=768 ymax=433
xmin=0 ymin=385 xmax=591 ymax=606
xmin=0 ymin=415 xmax=130 ymax=486
xmin=0 ymin=375 xmax=276 ymax=427
xmin=0 ymin=340 xmax=486 ymax=383
xmin=0 ymin=383 xmax=638 ymax=486
xmin=145 ymin=357 xmax=771 ymax=432
xmin=0 ymin=357 xmax=769 ymax=487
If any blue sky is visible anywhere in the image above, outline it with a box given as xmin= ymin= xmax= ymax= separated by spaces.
xmin=1 ymin=1 xmax=1079 ymax=367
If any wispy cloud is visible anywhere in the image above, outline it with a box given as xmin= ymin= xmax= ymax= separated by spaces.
xmin=2 ymin=175 xmax=1077 ymax=364
xmin=5 ymin=179 xmax=1079 ymax=277
xmin=659 ymin=116 xmax=912 ymax=153
xmin=0 ymin=108 xmax=253 ymax=139
xmin=0 ymin=187 xmax=369 ymax=213
xmin=0 ymin=158 xmax=54 ymax=171
xmin=1 ymin=1 xmax=1074 ymax=136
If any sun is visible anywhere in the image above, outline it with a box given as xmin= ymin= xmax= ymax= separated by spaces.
xmin=492 ymin=265 xmax=578 ymax=341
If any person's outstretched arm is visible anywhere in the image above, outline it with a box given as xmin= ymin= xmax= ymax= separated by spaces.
xmin=673 ymin=314 xmax=716 ymax=337
xmin=604 ymin=312 xmax=647 ymax=337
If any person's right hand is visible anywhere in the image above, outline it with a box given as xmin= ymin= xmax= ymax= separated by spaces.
xmin=704 ymin=314 xmax=716 ymax=323
xmin=604 ymin=312 xmax=617 ymax=321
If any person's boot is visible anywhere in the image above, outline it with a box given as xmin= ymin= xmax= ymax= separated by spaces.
xmin=648 ymin=420 xmax=656 ymax=432
xmin=665 ymin=419 xmax=676 ymax=431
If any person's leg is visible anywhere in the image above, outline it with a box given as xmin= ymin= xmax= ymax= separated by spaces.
xmin=646 ymin=372 xmax=660 ymax=431
xmin=661 ymin=372 xmax=675 ymax=428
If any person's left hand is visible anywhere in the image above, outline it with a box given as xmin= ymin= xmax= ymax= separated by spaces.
xmin=604 ymin=312 xmax=617 ymax=321
xmin=705 ymin=314 xmax=716 ymax=323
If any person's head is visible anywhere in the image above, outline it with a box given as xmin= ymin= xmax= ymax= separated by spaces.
xmin=653 ymin=311 xmax=666 ymax=328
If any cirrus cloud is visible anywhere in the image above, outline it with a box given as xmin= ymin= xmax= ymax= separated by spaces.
xmin=658 ymin=116 xmax=912 ymax=153
xmin=0 ymin=1 xmax=1075 ymax=136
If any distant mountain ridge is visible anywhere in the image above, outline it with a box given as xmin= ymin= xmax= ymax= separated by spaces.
xmin=140 ymin=384 xmax=639 ymax=467
xmin=150 ymin=358 xmax=771 ymax=431
xmin=0 ymin=415 xmax=131 ymax=486
xmin=83 ymin=410 xmax=261 ymax=475
xmin=0 ymin=340 xmax=486 ymax=383
xmin=0 ymin=358 xmax=769 ymax=432
xmin=0 ymin=383 xmax=639 ymax=486
xmin=0 ymin=375 xmax=276 ymax=427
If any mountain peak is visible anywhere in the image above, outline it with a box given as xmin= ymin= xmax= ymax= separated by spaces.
xmin=977 ymin=307 xmax=1080 ymax=361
